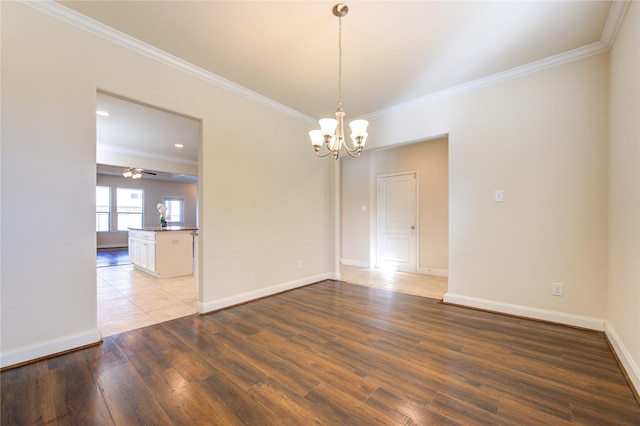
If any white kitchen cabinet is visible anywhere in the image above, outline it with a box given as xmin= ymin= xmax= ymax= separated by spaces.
xmin=128 ymin=228 xmax=196 ymax=278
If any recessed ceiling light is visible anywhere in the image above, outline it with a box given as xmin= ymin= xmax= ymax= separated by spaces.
xmin=174 ymin=143 xmax=184 ymax=148
xmin=96 ymin=110 xmax=110 ymax=117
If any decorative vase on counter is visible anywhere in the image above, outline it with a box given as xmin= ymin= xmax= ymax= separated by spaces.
xmin=157 ymin=203 xmax=168 ymax=228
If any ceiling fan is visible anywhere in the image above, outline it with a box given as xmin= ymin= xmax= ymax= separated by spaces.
xmin=122 ymin=167 xmax=156 ymax=179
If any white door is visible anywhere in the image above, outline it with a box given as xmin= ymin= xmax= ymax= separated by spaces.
xmin=377 ymin=173 xmax=417 ymax=273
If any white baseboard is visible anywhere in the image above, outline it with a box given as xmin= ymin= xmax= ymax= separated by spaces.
xmin=1 ymin=329 xmax=101 ymax=369
xmin=442 ymin=293 xmax=605 ymax=331
xmin=97 ymin=244 xmax=128 ymax=249
xmin=605 ymin=321 xmax=640 ymax=396
xmin=341 ymin=259 xmax=370 ymax=268
xmin=417 ymin=267 xmax=449 ymax=277
xmin=198 ymin=273 xmax=337 ymax=314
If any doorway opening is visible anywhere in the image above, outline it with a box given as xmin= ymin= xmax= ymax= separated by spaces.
xmin=340 ymin=136 xmax=449 ymax=299
xmin=95 ymin=91 xmax=201 ymax=337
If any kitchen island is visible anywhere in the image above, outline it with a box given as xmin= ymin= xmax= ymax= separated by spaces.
xmin=128 ymin=227 xmax=197 ymax=278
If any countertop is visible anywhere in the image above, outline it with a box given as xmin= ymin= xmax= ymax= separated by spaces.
xmin=128 ymin=227 xmax=198 ymax=232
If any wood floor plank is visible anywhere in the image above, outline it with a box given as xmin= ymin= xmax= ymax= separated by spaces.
xmin=141 ymin=367 xmax=229 ymax=425
xmin=365 ymin=386 xmax=436 ymax=426
xmin=429 ymin=391 xmax=504 ymax=426
xmin=93 ymin=358 xmax=173 ymax=425
xmin=135 ymin=324 xmax=218 ymax=383
xmin=1 ymin=362 xmax=58 ymax=425
xmin=50 ymin=360 xmax=114 ymax=424
xmin=246 ymin=378 xmax=328 ymax=425
xmin=205 ymin=323 xmax=323 ymax=397
xmin=330 ymin=334 xmax=503 ymax=416
xmin=194 ymin=371 xmax=276 ymax=425
xmin=2 ymin=280 xmax=639 ymax=425
xmin=496 ymin=395 xmax=574 ymax=426
xmin=304 ymin=382 xmax=400 ymax=425
xmin=110 ymin=329 xmax=172 ymax=378
xmin=162 ymin=315 xmax=270 ymax=391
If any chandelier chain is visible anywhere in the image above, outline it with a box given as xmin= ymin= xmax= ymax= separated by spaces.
xmin=338 ymin=14 xmax=343 ymax=108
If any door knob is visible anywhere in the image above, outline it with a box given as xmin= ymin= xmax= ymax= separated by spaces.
xmin=411 ymin=225 xmax=415 ymax=230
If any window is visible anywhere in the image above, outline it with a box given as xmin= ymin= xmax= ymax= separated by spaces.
xmin=96 ymin=186 xmax=111 ymax=232
xmin=117 ymin=187 xmax=144 ymax=231
xmin=162 ymin=197 xmax=184 ymax=226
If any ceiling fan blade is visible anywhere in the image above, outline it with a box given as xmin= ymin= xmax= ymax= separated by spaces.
xmin=142 ymin=170 xmax=157 ymax=175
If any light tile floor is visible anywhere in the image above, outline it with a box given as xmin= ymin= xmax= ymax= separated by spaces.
xmin=97 ymin=264 xmax=197 ymax=337
xmin=340 ymin=264 xmax=448 ymax=300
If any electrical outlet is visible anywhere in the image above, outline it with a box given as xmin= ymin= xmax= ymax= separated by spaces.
xmin=552 ymin=282 xmax=564 ymax=297
xmin=430 ymin=254 xmax=436 ymax=261
xmin=296 ymin=260 xmax=303 ymax=270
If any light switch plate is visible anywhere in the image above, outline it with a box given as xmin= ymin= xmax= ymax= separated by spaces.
xmin=494 ymin=190 xmax=504 ymax=202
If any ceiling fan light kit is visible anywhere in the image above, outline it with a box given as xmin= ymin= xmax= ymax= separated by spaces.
xmin=122 ymin=167 xmax=155 ymax=179
xmin=310 ymin=3 xmax=368 ymax=160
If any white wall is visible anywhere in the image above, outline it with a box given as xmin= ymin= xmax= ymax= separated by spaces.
xmin=340 ymin=152 xmax=372 ymax=266
xmin=96 ymin=174 xmax=198 ymax=248
xmin=607 ymin=1 xmax=640 ymax=393
xmin=368 ymin=53 xmax=609 ymax=328
xmin=0 ymin=2 xmax=333 ymax=367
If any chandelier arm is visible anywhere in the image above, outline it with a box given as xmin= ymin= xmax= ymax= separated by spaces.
xmin=343 ymin=142 xmax=363 ymax=154
xmin=315 ymin=148 xmax=336 ymax=158
xmin=344 ymin=148 xmax=362 ymax=158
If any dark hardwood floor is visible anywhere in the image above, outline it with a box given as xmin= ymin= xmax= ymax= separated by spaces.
xmin=2 ymin=280 xmax=639 ymax=425
xmin=97 ymin=248 xmax=131 ymax=268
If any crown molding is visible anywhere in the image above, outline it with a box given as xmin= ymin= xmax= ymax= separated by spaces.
xmin=601 ymin=0 xmax=631 ymax=48
xmin=365 ymin=0 xmax=630 ymax=120
xmin=20 ymin=0 xmax=317 ymax=126
xmin=22 ymin=0 xmax=630 ymax=124
xmin=365 ymin=41 xmax=609 ymax=119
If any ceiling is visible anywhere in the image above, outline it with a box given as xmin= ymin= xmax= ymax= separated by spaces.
xmin=59 ymin=1 xmax=619 ymax=179
xmin=59 ymin=0 xmax=616 ymax=119
xmin=97 ymin=93 xmax=199 ymax=164
xmin=96 ymin=92 xmax=200 ymax=182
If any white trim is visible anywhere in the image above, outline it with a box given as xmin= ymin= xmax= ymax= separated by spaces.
xmin=341 ymin=258 xmax=370 ymax=268
xmin=601 ymin=0 xmax=631 ymax=48
xmin=197 ymin=273 xmax=336 ymax=314
xmin=22 ymin=0 xmax=631 ymax=127
xmin=365 ymin=41 xmax=609 ymax=120
xmin=417 ymin=267 xmax=449 ymax=277
xmin=443 ymin=293 xmax=605 ymax=331
xmin=1 ymin=329 xmax=101 ymax=369
xmin=604 ymin=321 xmax=640 ymax=396
xmin=97 ymin=243 xmax=128 ymax=249
xmin=20 ymin=0 xmax=316 ymax=126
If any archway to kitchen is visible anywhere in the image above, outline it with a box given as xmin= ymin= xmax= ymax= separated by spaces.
xmin=95 ymin=91 xmax=201 ymax=337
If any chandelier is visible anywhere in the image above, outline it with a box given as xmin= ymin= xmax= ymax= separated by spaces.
xmin=309 ymin=3 xmax=368 ymax=159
